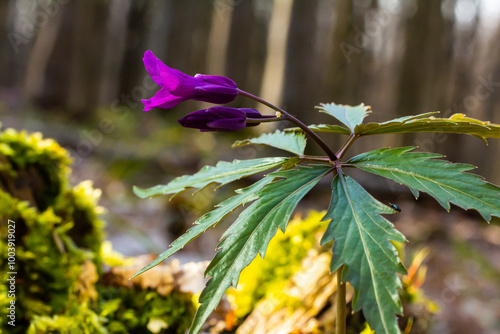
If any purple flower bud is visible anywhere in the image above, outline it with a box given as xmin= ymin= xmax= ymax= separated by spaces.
xmin=142 ymin=51 xmax=239 ymax=111
xmin=178 ymin=107 xmax=262 ymax=132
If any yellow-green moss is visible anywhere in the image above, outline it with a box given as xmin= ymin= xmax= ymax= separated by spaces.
xmin=0 ymin=128 xmax=105 ymax=333
xmin=0 ymin=128 xmax=71 ymax=210
xmin=97 ymin=288 xmax=196 ymax=334
xmin=27 ymin=304 xmax=107 ymax=334
xmin=0 ymin=127 xmax=196 ymax=334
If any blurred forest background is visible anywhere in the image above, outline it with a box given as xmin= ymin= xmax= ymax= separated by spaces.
xmin=1 ymin=0 xmax=500 ymax=332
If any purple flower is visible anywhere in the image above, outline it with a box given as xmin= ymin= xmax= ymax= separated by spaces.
xmin=142 ymin=50 xmax=238 ymax=111
xmin=178 ymin=107 xmax=262 ymax=132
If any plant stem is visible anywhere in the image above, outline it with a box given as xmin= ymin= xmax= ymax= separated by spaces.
xmin=331 ymin=162 xmax=346 ymax=334
xmin=238 ymin=89 xmax=339 ymax=161
xmin=336 ymin=265 xmax=347 ymax=334
xmin=336 ymin=133 xmax=359 ymax=160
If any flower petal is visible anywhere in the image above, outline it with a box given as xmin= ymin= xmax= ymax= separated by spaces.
xmin=207 ymin=118 xmax=246 ymax=131
xmin=206 ymin=106 xmax=247 ymax=118
xmin=195 ymin=74 xmax=237 ymax=87
xmin=142 ymin=87 xmax=187 ymax=111
xmin=240 ymin=108 xmax=262 ymax=118
xmin=178 ymin=110 xmax=215 ymax=129
xmin=143 ymin=50 xmax=195 ymax=93
xmin=178 ymin=118 xmax=211 ymax=130
xmin=143 ymin=51 xmax=182 ymax=88
xmin=143 ymin=51 xmax=165 ymax=86
xmin=194 ymin=85 xmax=238 ymax=104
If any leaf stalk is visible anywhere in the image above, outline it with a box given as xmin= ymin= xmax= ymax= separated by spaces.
xmin=336 ymin=133 xmax=360 ymax=160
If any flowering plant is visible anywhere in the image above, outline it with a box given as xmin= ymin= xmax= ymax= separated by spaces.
xmin=134 ymin=51 xmax=500 ymax=334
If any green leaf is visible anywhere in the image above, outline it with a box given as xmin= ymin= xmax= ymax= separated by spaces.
xmin=281 ymin=156 xmax=301 ymax=170
xmin=131 ymin=176 xmax=275 ymax=278
xmin=232 ymin=130 xmax=307 ymax=156
xmin=133 ymin=157 xmax=286 ymax=198
xmin=189 ymin=165 xmax=332 ymax=334
xmin=355 ymin=113 xmax=500 ymax=140
xmin=306 ymin=112 xmax=500 ymax=141
xmin=348 ymin=147 xmax=500 ymax=221
xmin=321 ymin=174 xmax=406 ymax=334
xmin=317 ymin=102 xmax=371 ymax=132
xmin=306 ymin=112 xmax=436 ymax=135
xmin=375 ymin=111 xmax=439 ymax=123
xmin=292 ymin=124 xmax=351 ymax=135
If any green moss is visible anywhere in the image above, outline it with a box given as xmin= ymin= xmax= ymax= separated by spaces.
xmin=27 ymin=304 xmax=107 ymax=334
xmin=0 ymin=127 xmax=196 ymax=333
xmin=0 ymin=128 xmax=103 ymax=333
xmin=0 ymin=129 xmax=71 ymax=170
xmin=0 ymin=128 xmax=71 ymax=211
xmin=97 ymin=288 xmax=196 ymax=334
